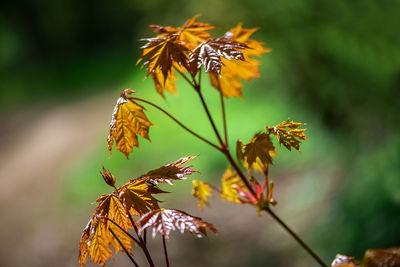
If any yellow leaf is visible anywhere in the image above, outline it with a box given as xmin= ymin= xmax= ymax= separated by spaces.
xmin=221 ymin=166 xmax=245 ymax=204
xmin=119 ymin=178 xmax=167 ymax=216
xmin=192 ymin=180 xmax=212 ymax=211
xmin=107 ymin=89 xmax=153 ymax=159
xmin=151 ymin=68 xmax=178 ymax=98
xmin=266 ymin=119 xmax=306 ymax=151
xmin=239 ymin=132 xmax=277 ymax=170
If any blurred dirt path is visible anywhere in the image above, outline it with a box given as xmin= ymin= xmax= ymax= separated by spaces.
xmin=0 ymin=93 xmax=113 ymax=267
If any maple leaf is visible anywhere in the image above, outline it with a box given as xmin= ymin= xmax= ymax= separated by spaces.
xmin=151 ymin=68 xmax=178 ymax=98
xmin=330 ymin=254 xmax=360 ymax=267
xmin=137 ymin=35 xmax=189 ymax=82
xmin=210 ymin=24 xmax=270 ymax=97
xmin=220 ymin=166 xmax=245 ymax=204
xmin=237 ymin=132 xmax=277 ymax=170
xmin=78 ymin=193 xmax=133 ymax=266
xmin=192 ymin=180 xmax=213 ymax=211
xmin=119 ymin=178 xmax=168 ymax=216
xmin=140 ymin=155 xmax=199 ymax=185
xmin=138 ymin=208 xmax=217 ymax=239
xmin=189 ymin=37 xmax=247 ymax=76
xmin=150 ymin=15 xmax=214 ymax=50
xmin=107 ymin=89 xmax=153 ymax=159
xmin=363 ymin=248 xmax=400 ymax=267
xmin=266 ymin=119 xmax=306 ymax=151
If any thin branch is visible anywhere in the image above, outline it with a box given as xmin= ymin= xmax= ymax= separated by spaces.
xmin=162 ymin=236 xmax=170 ymax=267
xmin=100 ymin=217 xmax=141 ymax=247
xmin=195 ymin=90 xmax=226 ymax=149
xmin=220 ymin=91 xmax=228 ymax=148
xmin=263 ymin=207 xmax=328 ymax=267
xmin=109 ymin=228 xmax=139 ymax=267
xmin=129 ymin=97 xmax=222 ymax=151
xmin=175 ymin=68 xmax=196 ymax=88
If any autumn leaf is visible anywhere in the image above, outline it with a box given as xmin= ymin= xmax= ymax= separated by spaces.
xmin=137 ymin=35 xmax=189 ymax=82
xmin=210 ymin=24 xmax=270 ymax=97
xmin=363 ymin=248 xmax=400 ymax=267
xmin=107 ymin=89 xmax=153 ymax=159
xmin=140 ymin=155 xmax=199 ymax=185
xmin=138 ymin=208 xmax=217 ymax=239
xmin=189 ymin=37 xmax=247 ymax=76
xmin=100 ymin=166 xmax=116 ymax=188
xmin=150 ymin=15 xmax=214 ymax=50
xmin=237 ymin=132 xmax=277 ymax=170
xmin=266 ymin=119 xmax=306 ymax=151
xmin=119 ymin=178 xmax=168 ymax=216
xmin=220 ymin=166 xmax=245 ymax=204
xmin=192 ymin=179 xmax=212 ymax=211
xmin=331 ymin=254 xmax=360 ymax=267
xmin=151 ymin=68 xmax=178 ymax=98
xmin=78 ymin=193 xmax=133 ymax=266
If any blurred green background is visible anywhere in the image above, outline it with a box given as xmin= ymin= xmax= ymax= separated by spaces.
xmin=1 ymin=0 xmax=399 ymax=266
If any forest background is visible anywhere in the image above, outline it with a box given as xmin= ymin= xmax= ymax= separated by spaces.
xmin=0 ymin=0 xmax=399 ymax=266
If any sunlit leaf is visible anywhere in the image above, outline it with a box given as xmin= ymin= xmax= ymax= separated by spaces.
xmin=331 ymin=254 xmax=359 ymax=267
xmin=151 ymin=68 xmax=178 ymax=98
xmin=192 ymin=179 xmax=212 ymax=211
xmin=363 ymin=248 xmax=400 ymax=267
xmin=138 ymin=35 xmax=189 ymax=82
xmin=220 ymin=166 xmax=245 ymax=203
xmin=138 ymin=208 xmax=217 ymax=239
xmin=140 ymin=155 xmax=199 ymax=185
xmin=78 ymin=193 xmax=133 ymax=266
xmin=119 ymin=178 xmax=168 ymax=216
xmin=107 ymin=89 xmax=153 ymax=159
xmin=150 ymin=15 xmax=214 ymax=50
xmin=189 ymin=37 xmax=247 ymax=76
xmin=237 ymin=132 xmax=277 ymax=170
xmin=210 ymin=24 xmax=270 ymax=97
xmin=266 ymin=119 xmax=306 ymax=151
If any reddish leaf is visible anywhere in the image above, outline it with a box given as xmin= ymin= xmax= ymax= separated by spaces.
xmin=137 ymin=35 xmax=189 ymax=81
xmin=140 ymin=155 xmax=199 ymax=185
xmin=363 ymin=248 xmax=400 ymax=267
xmin=331 ymin=254 xmax=359 ymax=267
xmin=138 ymin=208 xmax=217 ymax=239
xmin=189 ymin=37 xmax=247 ymax=76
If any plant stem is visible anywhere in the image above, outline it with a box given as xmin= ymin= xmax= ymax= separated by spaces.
xmin=109 ymin=228 xmax=139 ymax=267
xmin=263 ymin=207 xmax=328 ymax=267
xmin=126 ymin=213 xmax=156 ymax=267
xmin=220 ymin=91 xmax=228 ymax=147
xmin=194 ymin=89 xmax=226 ymax=150
xmin=162 ymin=236 xmax=170 ymax=267
xmin=130 ymin=97 xmax=222 ymax=152
xmin=101 ymin=217 xmax=141 ymax=247
xmin=185 ymin=78 xmax=327 ymax=267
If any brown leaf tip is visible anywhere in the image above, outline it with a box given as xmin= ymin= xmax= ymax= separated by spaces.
xmin=100 ymin=166 xmax=116 ymax=188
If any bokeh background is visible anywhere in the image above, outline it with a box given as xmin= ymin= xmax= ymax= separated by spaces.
xmin=1 ymin=0 xmax=399 ymax=266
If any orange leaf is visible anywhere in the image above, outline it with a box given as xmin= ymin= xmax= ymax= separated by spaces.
xmin=107 ymin=89 xmax=153 ymax=159
xmin=138 ymin=208 xmax=217 ymax=239
xmin=119 ymin=178 xmax=168 ymax=216
xmin=363 ymin=248 xmax=400 ymax=267
xmin=210 ymin=24 xmax=270 ymax=98
xmin=151 ymin=68 xmax=178 ymax=98
xmin=78 ymin=193 xmax=133 ymax=266
xmin=150 ymin=15 xmax=214 ymax=50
